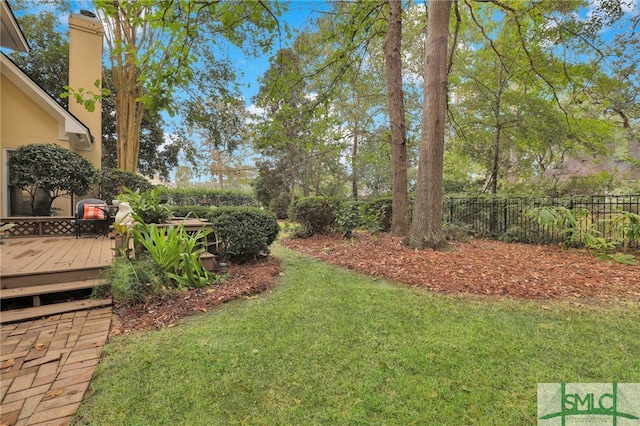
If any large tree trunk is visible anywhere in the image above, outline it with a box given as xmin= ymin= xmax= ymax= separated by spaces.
xmin=113 ymin=3 xmax=143 ymax=173
xmin=384 ymin=0 xmax=409 ymax=237
xmin=115 ymin=69 xmax=143 ymax=172
xmin=405 ymin=0 xmax=452 ymax=250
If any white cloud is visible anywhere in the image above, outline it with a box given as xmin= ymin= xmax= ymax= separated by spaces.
xmin=246 ymin=103 xmax=265 ymax=117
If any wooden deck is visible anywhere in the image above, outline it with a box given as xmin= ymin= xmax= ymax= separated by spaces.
xmin=0 ymin=236 xmax=114 ymax=288
xmin=0 ymin=236 xmax=114 ymax=324
xmin=0 ymin=219 xmax=214 ymax=323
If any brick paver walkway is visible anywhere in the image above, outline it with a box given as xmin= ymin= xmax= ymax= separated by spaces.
xmin=1 ymin=307 xmax=112 ymax=426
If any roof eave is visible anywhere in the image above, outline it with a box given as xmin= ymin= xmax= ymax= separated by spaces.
xmin=1 ymin=1 xmax=30 ymax=52
xmin=1 ymin=54 xmax=93 ymax=150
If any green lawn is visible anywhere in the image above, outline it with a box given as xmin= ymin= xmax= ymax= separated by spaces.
xmin=73 ymin=245 xmax=640 ymax=425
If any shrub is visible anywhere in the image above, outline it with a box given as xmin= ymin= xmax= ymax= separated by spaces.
xmin=100 ymin=257 xmax=169 ymax=305
xmin=360 ymin=197 xmax=392 ymax=232
xmin=8 ymin=143 xmax=98 ymax=215
xmin=288 ymin=197 xmax=342 ymax=236
xmin=268 ymin=193 xmax=291 ymax=219
xmin=99 ymin=168 xmax=153 ymax=204
xmin=169 ymin=205 xmax=212 ymax=218
xmin=163 ymin=188 xmax=258 ymax=207
xmin=442 ymin=221 xmax=473 ymax=242
xmin=336 ymin=201 xmax=362 ymax=238
xmin=119 ymin=187 xmax=171 ymax=224
xmin=207 ymin=207 xmax=279 ymax=263
xmin=527 ymin=206 xmax=638 ymax=264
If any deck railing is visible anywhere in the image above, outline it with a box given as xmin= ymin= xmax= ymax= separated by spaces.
xmin=1 ymin=216 xmax=79 ymax=237
xmin=0 ymin=216 xmax=213 ymax=238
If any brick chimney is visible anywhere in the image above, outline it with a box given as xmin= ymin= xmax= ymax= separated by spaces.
xmin=68 ymin=12 xmax=104 ymax=166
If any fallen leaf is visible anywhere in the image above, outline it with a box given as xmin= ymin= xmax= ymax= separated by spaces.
xmin=45 ymin=388 xmax=64 ymax=399
xmin=32 ymin=342 xmax=45 ymax=351
xmin=1 ymin=358 xmax=15 ymax=369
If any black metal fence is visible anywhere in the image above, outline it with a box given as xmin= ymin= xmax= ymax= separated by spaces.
xmin=443 ymin=195 xmax=640 ymax=247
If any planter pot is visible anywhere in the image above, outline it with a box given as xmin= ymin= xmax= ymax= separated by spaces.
xmin=114 ymin=234 xmax=125 ymax=256
xmin=218 ymin=262 xmax=228 ymax=274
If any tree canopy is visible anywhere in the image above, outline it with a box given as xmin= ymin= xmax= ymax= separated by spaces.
xmin=93 ymin=0 xmax=285 ymax=173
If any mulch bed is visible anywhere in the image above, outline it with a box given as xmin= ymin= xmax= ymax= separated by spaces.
xmin=281 ymin=232 xmax=640 ymax=302
xmin=110 ymin=232 xmax=639 ymax=336
xmin=110 ymin=255 xmax=281 ymax=336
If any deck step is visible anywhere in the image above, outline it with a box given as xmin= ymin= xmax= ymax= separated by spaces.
xmin=1 ymin=266 xmax=107 ymax=289
xmin=0 ymin=298 xmax=112 ymax=324
xmin=0 ymin=280 xmax=104 ymax=300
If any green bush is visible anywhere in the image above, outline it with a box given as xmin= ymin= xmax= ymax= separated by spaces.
xmin=99 ymin=168 xmax=153 ymax=204
xmin=207 ymin=207 xmax=279 ymax=263
xmin=442 ymin=221 xmax=473 ymax=242
xmin=169 ymin=205 xmax=212 ymax=218
xmin=288 ymin=197 xmax=342 ymax=236
xmin=8 ymin=143 xmax=98 ymax=216
xmin=268 ymin=193 xmax=291 ymax=219
xmin=100 ymin=257 xmax=169 ymax=305
xmin=119 ymin=187 xmax=171 ymax=224
xmin=527 ymin=206 xmax=638 ymax=264
xmin=163 ymin=188 xmax=258 ymax=207
xmin=336 ymin=201 xmax=362 ymax=238
xmin=360 ymin=197 xmax=392 ymax=232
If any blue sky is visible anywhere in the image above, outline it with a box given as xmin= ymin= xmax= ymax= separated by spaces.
xmin=228 ymin=1 xmax=329 ymax=108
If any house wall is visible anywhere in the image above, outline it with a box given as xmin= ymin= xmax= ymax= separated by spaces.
xmin=1 ymin=12 xmax=104 ymax=218
xmin=1 ymin=75 xmax=75 ymax=216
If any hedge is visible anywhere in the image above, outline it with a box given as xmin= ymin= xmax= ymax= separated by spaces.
xmin=288 ymin=197 xmax=342 ymax=235
xmin=169 ymin=205 xmax=212 ymax=219
xmin=162 ymin=188 xmax=258 ymax=207
xmin=206 ymin=207 xmax=279 ymax=263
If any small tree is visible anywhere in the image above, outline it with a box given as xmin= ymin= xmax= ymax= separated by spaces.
xmin=8 ymin=144 xmax=97 ymax=215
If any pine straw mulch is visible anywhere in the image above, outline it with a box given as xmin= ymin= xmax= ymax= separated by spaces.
xmin=110 ymin=232 xmax=639 ymax=336
xmin=109 ymin=255 xmax=281 ymax=337
xmin=281 ymin=231 xmax=640 ymax=303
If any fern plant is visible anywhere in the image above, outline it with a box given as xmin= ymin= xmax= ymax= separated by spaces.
xmin=527 ymin=206 xmax=637 ymax=265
